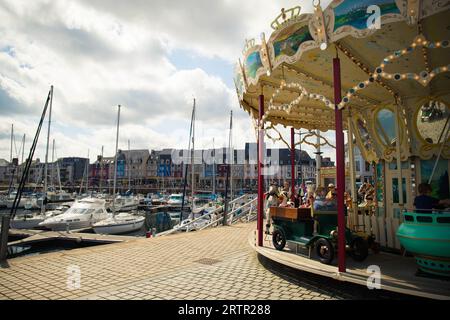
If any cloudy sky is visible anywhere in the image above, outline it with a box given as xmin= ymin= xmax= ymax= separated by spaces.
xmin=0 ymin=0 xmax=335 ymax=163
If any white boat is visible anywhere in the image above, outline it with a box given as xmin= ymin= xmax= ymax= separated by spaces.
xmin=167 ymin=194 xmax=188 ymax=206
xmin=92 ymin=106 xmax=145 ymax=235
xmin=47 ymin=191 xmax=74 ymax=203
xmin=93 ymin=212 xmax=145 ymax=235
xmin=6 ymin=192 xmax=39 ymax=209
xmin=38 ymin=197 xmax=109 ymax=231
xmin=113 ymin=195 xmax=139 ymax=211
xmin=10 ymin=212 xmax=46 ymax=230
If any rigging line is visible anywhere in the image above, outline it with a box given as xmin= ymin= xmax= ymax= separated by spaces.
xmin=10 ymin=89 xmax=51 ymax=219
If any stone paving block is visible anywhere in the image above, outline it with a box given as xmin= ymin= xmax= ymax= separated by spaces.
xmin=0 ymin=222 xmax=347 ymax=300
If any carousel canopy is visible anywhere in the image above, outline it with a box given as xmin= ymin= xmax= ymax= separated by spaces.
xmin=235 ymin=0 xmax=450 ymax=162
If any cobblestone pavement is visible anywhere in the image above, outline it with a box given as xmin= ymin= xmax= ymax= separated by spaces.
xmin=0 ymin=222 xmax=411 ymax=300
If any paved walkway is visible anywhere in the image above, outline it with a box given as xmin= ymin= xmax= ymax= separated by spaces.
xmin=0 ymin=222 xmax=346 ymax=300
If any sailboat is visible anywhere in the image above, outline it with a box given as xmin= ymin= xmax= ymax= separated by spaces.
xmin=11 ymin=86 xmax=56 ymax=229
xmin=93 ymin=105 xmax=145 ymax=235
xmin=5 ymin=126 xmax=39 ymax=211
xmin=46 ymin=140 xmax=74 ymax=203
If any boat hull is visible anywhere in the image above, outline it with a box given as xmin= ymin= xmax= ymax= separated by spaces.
xmin=397 ymin=212 xmax=450 ymax=277
xmin=93 ymin=218 xmax=145 ymax=235
xmin=39 ymin=220 xmax=93 ymax=231
xmin=11 ymin=217 xmax=45 ymax=229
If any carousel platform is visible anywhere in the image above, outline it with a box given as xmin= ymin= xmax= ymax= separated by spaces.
xmin=249 ymin=229 xmax=450 ymax=300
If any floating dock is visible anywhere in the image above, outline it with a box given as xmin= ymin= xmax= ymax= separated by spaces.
xmin=8 ymin=228 xmax=138 ymax=247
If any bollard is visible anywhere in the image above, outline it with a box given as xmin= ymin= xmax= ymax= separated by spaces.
xmin=0 ymin=215 xmax=11 ymax=265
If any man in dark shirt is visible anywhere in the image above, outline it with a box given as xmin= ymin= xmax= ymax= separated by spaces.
xmin=414 ymin=183 xmax=441 ymax=213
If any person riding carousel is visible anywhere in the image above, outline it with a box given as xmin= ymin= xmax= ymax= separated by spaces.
xmin=279 ymin=181 xmax=294 ymax=208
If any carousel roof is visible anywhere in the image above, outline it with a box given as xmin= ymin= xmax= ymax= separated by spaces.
xmin=235 ymin=0 xmax=450 ymax=161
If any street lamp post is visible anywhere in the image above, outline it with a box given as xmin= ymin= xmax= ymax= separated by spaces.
xmin=296 ymin=130 xmax=310 ymax=186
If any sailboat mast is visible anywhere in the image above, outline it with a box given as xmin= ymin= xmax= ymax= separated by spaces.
xmin=21 ymin=134 xmax=25 ymax=165
xmin=128 ymin=139 xmax=131 ymax=190
xmin=99 ymin=145 xmax=104 ymax=193
xmin=191 ymin=98 xmax=196 ymax=203
xmin=10 ymin=124 xmax=13 ymax=163
xmin=180 ymin=101 xmax=195 ymax=222
xmin=54 ymin=141 xmax=62 ymax=192
xmin=223 ymin=110 xmax=233 ymax=225
xmin=86 ymin=149 xmax=90 ymax=193
xmin=43 ymin=85 xmax=53 ymax=212
xmin=212 ymin=138 xmax=216 ymax=194
xmin=52 ymin=139 xmax=55 ymax=190
xmin=112 ymin=105 xmax=121 ymax=213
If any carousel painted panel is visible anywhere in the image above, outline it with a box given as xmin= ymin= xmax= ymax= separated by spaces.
xmin=243 ymin=49 xmax=265 ymax=86
xmin=268 ymin=21 xmax=317 ymax=69
xmin=234 ymin=64 xmax=245 ymax=100
xmin=327 ymin=0 xmax=404 ymax=42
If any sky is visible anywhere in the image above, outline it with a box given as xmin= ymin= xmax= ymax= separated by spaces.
xmin=0 ymin=0 xmax=336 ymax=163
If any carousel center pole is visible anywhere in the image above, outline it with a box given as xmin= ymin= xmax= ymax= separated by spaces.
xmin=291 ymin=128 xmax=296 ymax=202
xmin=333 ymin=54 xmax=346 ymax=273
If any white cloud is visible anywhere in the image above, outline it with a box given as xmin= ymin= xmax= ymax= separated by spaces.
xmin=0 ymin=0 xmax=335 ymax=163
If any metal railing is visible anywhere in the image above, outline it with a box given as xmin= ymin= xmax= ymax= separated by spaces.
xmin=155 ymin=194 xmax=257 ymax=237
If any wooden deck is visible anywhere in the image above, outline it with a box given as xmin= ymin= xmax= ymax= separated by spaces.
xmin=8 ymin=228 xmax=138 ymax=247
xmin=250 ymin=230 xmax=450 ymax=300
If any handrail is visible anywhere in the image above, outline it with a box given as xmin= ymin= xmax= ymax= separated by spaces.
xmin=156 ymin=195 xmax=256 ymax=236
xmin=199 ymin=197 xmax=257 ymax=230
xmin=155 ymin=204 xmax=224 ymax=237
xmin=229 ymin=194 xmax=251 ymax=205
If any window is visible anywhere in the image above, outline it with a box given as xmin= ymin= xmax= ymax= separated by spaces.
xmin=355 ymin=161 xmax=361 ymax=171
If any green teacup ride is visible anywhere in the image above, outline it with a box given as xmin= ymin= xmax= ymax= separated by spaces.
xmin=397 ymin=211 xmax=450 ymax=277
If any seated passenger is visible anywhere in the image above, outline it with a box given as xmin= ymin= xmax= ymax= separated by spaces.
xmin=300 ymin=192 xmax=314 ymax=208
xmin=278 ymin=192 xmax=291 ymax=207
xmin=313 ymin=186 xmax=337 ymax=211
xmin=326 ymin=183 xmax=336 ymax=200
xmin=414 ymin=183 xmax=450 ymax=213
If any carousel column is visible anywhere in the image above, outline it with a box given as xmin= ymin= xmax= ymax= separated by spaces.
xmin=347 ymin=115 xmax=358 ymax=230
xmin=257 ymin=93 xmax=265 ymax=247
xmin=291 ymin=128 xmax=296 ymax=202
xmin=333 ymin=56 xmax=346 ymax=273
xmin=394 ymin=100 xmax=404 ymax=208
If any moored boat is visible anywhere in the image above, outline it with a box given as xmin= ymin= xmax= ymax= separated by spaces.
xmin=38 ymin=197 xmax=109 ymax=231
xmin=92 ymin=212 xmax=145 ymax=235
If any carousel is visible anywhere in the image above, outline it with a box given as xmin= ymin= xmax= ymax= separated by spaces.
xmin=235 ymin=0 xmax=450 ymax=298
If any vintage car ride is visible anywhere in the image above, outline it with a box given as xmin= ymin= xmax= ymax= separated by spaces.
xmin=269 ymin=206 xmax=377 ymax=264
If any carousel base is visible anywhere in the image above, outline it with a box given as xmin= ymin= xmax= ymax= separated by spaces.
xmin=249 ymin=229 xmax=450 ymax=300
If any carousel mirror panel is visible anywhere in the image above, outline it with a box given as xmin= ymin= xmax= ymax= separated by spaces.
xmin=352 ymin=114 xmax=378 ymax=163
xmin=416 ymin=100 xmax=449 ymax=145
xmin=375 ymin=108 xmax=397 ymax=147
